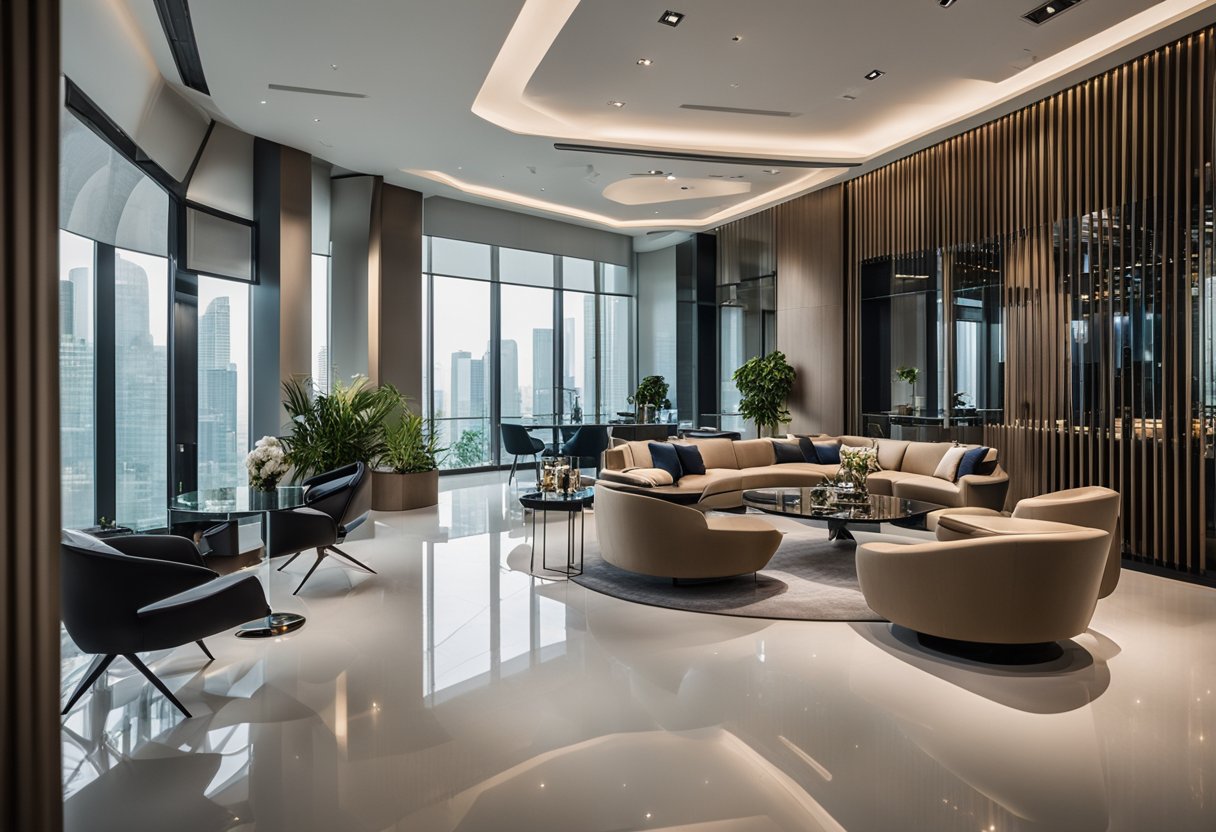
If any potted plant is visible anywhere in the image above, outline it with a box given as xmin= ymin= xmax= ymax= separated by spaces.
xmin=628 ymin=375 xmax=671 ymax=423
xmin=372 ymin=386 xmax=446 ymax=511
xmin=245 ymin=435 xmax=290 ymax=491
xmin=732 ymin=351 xmax=796 ymax=437
xmin=281 ymin=373 xmax=395 ymax=481
xmin=894 ymin=365 xmax=921 ymax=414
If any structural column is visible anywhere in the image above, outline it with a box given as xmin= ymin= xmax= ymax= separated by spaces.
xmin=368 ymin=181 xmax=423 ymax=403
xmin=0 ymin=0 xmax=64 ymax=829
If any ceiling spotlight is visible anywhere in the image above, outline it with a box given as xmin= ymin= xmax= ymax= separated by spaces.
xmin=840 ymin=93 xmax=857 ymax=101
xmin=938 ymin=0 xmax=958 ymax=7
xmin=330 ymin=63 xmax=338 ymax=70
xmin=636 ymin=58 xmax=653 ymax=66
xmin=608 ymin=100 xmax=626 ymax=108
xmin=864 ymin=69 xmax=885 ymax=80
xmin=731 ymin=34 xmax=742 ymax=42
xmin=313 ymin=117 xmax=321 ymax=122
xmin=659 ymin=10 xmax=684 ymax=26
xmin=259 ymin=99 xmax=267 ymax=104
xmin=729 ymin=81 xmax=741 ymax=88
xmin=666 ymin=174 xmax=676 ymax=181
xmin=648 ymin=169 xmax=662 ymax=175
xmin=1023 ymin=0 xmax=1082 ymax=25
xmin=762 ymin=168 xmax=781 ymax=175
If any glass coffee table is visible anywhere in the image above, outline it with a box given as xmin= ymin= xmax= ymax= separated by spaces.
xmin=742 ymin=486 xmax=942 ymax=543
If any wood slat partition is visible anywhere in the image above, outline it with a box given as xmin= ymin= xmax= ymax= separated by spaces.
xmin=844 ymin=27 xmax=1216 ymax=575
xmin=716 ymin=209 xmax=775 ymax=286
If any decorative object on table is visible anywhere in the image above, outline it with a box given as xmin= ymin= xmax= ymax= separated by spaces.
xmin=894 ymin=365 xmax=921 ymax=413
xmin=628 ymin=375 xmax=671 ymax=424
xmin=542 ymin=456 xmax=575 ymax=494
xmin=80 ymin=517 xmax=134 ymax=539
xmin=838 ymin=445 xmax=880 ymax=493
xmin=372 ymin=385 xmax=445 ymax=511
xmin=281 ymin=374 xmax=396 ymax=482
xmin=246 ymin=435 xmax=290 ymax=492
xmin=951 ymin=391 xmax=972 ymax=411
xmin=732 ymin=350 xmax=796 ymax=437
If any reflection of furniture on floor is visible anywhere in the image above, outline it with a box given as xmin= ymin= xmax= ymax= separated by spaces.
xmin=60 ymin=530 xmax=270 ymax=718
xmin=594 ymin=485 xmax=782 ymax=579
xmin=501 ymin=423 xmax=545 ymax=484
xmin=519 ymin=487 xmax=595 ymax=577
xmin=269 ymin=462 xmax=375 ymax=595
xmin=933 ymin=486 xmax=1122 ymax=598
xmin=743 ymin=487 xmax=941 ymax=543
xmin=857 ymin=527 xmax=1111 ymax=644
xmin=544 ymin=425 xmax=611 ymax=475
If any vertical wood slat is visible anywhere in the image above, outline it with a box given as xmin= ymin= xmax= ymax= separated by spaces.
xmin=1 ymin=0 xmax=65 ymax=830
xmin=841 ymin=27 xmax=1215 ymax=575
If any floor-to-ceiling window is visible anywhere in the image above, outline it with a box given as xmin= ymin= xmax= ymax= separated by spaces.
xmin=196 ymin=277 xmax=250 ymax=491
xmin=311 ymin=253 xmax=331 ymax=393
xmin=58 ymin=231 xmax=96 ymax=529
xmin=422 ymin=237 xmax=635 ymax=471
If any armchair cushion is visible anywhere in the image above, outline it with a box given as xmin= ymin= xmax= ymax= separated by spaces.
xmin=136 ymin=572 xmax=270 ymax=650
xmin=106 ymin=533 xmax=206 ymax=567
xmin=673 ymin=443 xmax=706 ymax=475
xmin=649 ymin=442 xmax=684 ymax=482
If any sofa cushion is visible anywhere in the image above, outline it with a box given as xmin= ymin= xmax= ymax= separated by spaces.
xmin=892 ymin=474 xmax=963 ymax=507
xmin=770 ymin=440 xmax=805 ymax=464
xmin=618 ymin=441 xmax=653 ymax=469
xmin=874 ymin=439 xmax=910 ymax=471
xmin=933 ymin=446 xmax=970 ymax=481
xmin=812 ymin=440 xmax=842 ymax=465
xmin=899 ymin=442 xmax=955 ymax=476
xmin=956 ymin=446 xmax=991 ymax=479
xmin=865 ymin=470 xmax=923 ymax=496
xmin=649 ymin=442 xmax=684 ymax=482
xmin=674 ymin=443 xmax=706 ymax=475
xmin=734 ymin=439 xmax=777 ymax=469
xmin=739 ymin=465 xmax=829 ymax=490
xmin=838 ymin=435 xmax=873 ymax=448
xmin=679 ymin=438 xmax=739 ymax=469
xmin=604 ymin=468 xmax=675 ymax=487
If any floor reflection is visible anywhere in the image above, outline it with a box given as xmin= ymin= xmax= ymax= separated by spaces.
xmin=61 ymin=473 xmax=1216 ymax=831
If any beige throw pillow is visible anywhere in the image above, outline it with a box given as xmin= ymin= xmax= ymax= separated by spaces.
xmin=933 ymin=446 xmax=970 ymax=482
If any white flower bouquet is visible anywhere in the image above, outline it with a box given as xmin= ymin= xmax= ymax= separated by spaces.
xmin=246 ymin=435 xmax=290 ymax=492
xmin=838 ymin=446 xmax=880 ymax=492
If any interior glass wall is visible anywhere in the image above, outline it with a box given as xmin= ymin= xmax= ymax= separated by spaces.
xmin=310 ymin=253 xmax=330 ymax=393
xmin=423 ymin=237 xmax=635 ymax=470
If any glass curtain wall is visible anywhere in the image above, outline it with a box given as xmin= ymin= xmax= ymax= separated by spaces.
xmin=423 ymin=238 xmax=635 ymax=471
xmin=59 ymin=231 xmax=96 ymax=529
xmin=197 ymin=277 xmax=250 ymax=491
xmin=311 ymin=254 xmax=331 ymax=393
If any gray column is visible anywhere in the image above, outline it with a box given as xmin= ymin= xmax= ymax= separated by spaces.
xmin=252 ymin=140 xmax=312 ymax=438
xmin=1 ymin=1 xmax=64 ymax=829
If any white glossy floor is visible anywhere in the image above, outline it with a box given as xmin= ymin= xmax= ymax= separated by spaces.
xmin=61 ymin=473 xmax=1216 ymax=832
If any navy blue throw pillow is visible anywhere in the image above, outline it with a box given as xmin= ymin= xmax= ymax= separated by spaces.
xmin=649 ymin=442 xmax=684 ymax=482
xmin=771 ymin=440 xmax=805 ymax=464
xmin=955 ymin=446 xmax=990 ymax=480
xmin=812 ymin=441 xmax=842 ymax=465
xmin=796 ymin=436 xmax=820 ymax=463
xmin=673 ymin=443 xmax=706 ymax=475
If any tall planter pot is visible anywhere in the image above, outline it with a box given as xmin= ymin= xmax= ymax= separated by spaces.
xmin=372 ymin=469 xmax=439 ymax=511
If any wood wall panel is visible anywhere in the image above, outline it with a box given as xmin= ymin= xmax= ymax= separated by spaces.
xmin=1 ymin=0 xmax=65 ymax=828
xmin=716 ymin=209 xmax=774 ymax=285
xmin=843 ymin=27 xmax=1216 ymax=575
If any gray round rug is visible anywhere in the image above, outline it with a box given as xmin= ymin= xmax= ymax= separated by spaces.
xmin=571 ymin=522 xmax=886 ymax=622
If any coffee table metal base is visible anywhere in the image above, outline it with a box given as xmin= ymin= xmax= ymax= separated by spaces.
xmin=236 ymin=612 xmax=307 ymax=639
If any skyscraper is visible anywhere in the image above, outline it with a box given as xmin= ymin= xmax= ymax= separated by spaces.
xmin=314 ymin=345 xmax=330 ymax=393
xmin=198 ymin=296 xmax=239 ymax=491
xmin=499 ymin=338 xmax=520 ymax=418
xmin=532 ymin=328 xmax=553 ymax=420
xmin=58 ymin=277 xmax=95 ymax=528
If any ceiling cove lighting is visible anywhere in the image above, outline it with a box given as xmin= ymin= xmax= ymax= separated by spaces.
xmin=1024 ymin=0 xmax=1085 ymax=25
xmin=152 ymin=0 xmax=211 ymax=94
xmin=553 ymin=142 xmax=860 ymax=169
xmin=659 ymin=10 xmax=685 ymax=26
xmin=864 ymin=69 xmax=885 ymax=80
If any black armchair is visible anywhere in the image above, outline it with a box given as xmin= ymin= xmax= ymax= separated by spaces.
xmin=545 ymin=425 xmax=611 ymax=475
xmin=269 ymin=461 xmax=375 ymax=595
xmin=60 ymin=529 xmax=270 ymax=718
xmin=501 ymin=423 xmax=544 ymax=484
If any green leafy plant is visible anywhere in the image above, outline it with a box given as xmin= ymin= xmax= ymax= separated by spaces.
xmin=281 ymin=375 xmax=396 ymax=481
xmin=449 ymin=427 xmax=488 ymax=468
xmin=377 ymin=386 xmax=446 ymax=473
xmin=628 ymin=375 xmax=671 ymax=411
xmin=732 ymin=351 xmax=796 ymax=437
xmin=894 ymin=365 xmax=921 ymax=404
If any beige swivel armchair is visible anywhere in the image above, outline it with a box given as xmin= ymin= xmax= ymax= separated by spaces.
xmin=935 ymin=486 xmax=1122 ymax=598
xmin=856 ymin=528 xmax=1112 ymax=644
xmin=594 ymin=484 xmax=782 ymax=579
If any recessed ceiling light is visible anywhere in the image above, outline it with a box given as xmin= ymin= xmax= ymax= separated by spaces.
xmin=1023 ymin=0 xmax=1082 ymax=24
xmin=330 ymin=63 xmax=338 ymax=70
xmin=729 ymin=82 xmax=741 ymax=88
xmin=540 ymin=187 xmax=545 ymax=191
xmin=636 ymin=58 xmax=653 ymax=66
xmin=938 ymin=0 xmax=959 ymax=7
xmin=840 ymin=93 xmax=857 ymax=101
xmin=658 ymin=10 xmax=684 ymax=26
xmin=864 ymin=69 xmax=885 ymax=80
xmin=608 ymin=100 xmax=626 ymax=108
xmin=654 ymin=210 xmax=661 ymax=214
xmin=762 ymin=168 xmax=781 ymax=175
xmin=648 ymin=169 xmax=662 ymax=175
xmin=313 ymin=117 xmax=321 ymax=122
xmin=731 ymin=34 xmax=742 ymax=42
xmin=259 ymin=99 xmax=267 ymax=105
xmin=666 ymin=174 xmax=676 ymax=181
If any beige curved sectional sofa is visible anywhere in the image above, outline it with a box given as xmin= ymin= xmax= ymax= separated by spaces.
xmin=599 ymin=435 xmax=1009 ymax=513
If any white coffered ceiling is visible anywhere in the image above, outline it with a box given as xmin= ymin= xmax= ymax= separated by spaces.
xmin=115 ymin=0 xmax=1216 ymax=235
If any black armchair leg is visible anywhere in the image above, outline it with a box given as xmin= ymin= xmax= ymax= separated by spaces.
xmin=124 ymin=653 xmax=192 ymax=718
xmin=61 ymin=653 xmax=116 ymax=715
xmin=196 ymin=640 xmax=215 ymax=661
xmin=508 ymin=456 xmax=518 ymax=484
xmin=276 ymin=550 xmax=303 ymax=572
xmin=294 ymin=549 xmax=328 ymax=595
xmin=328 ymin=545 xmax=376 ymax=574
